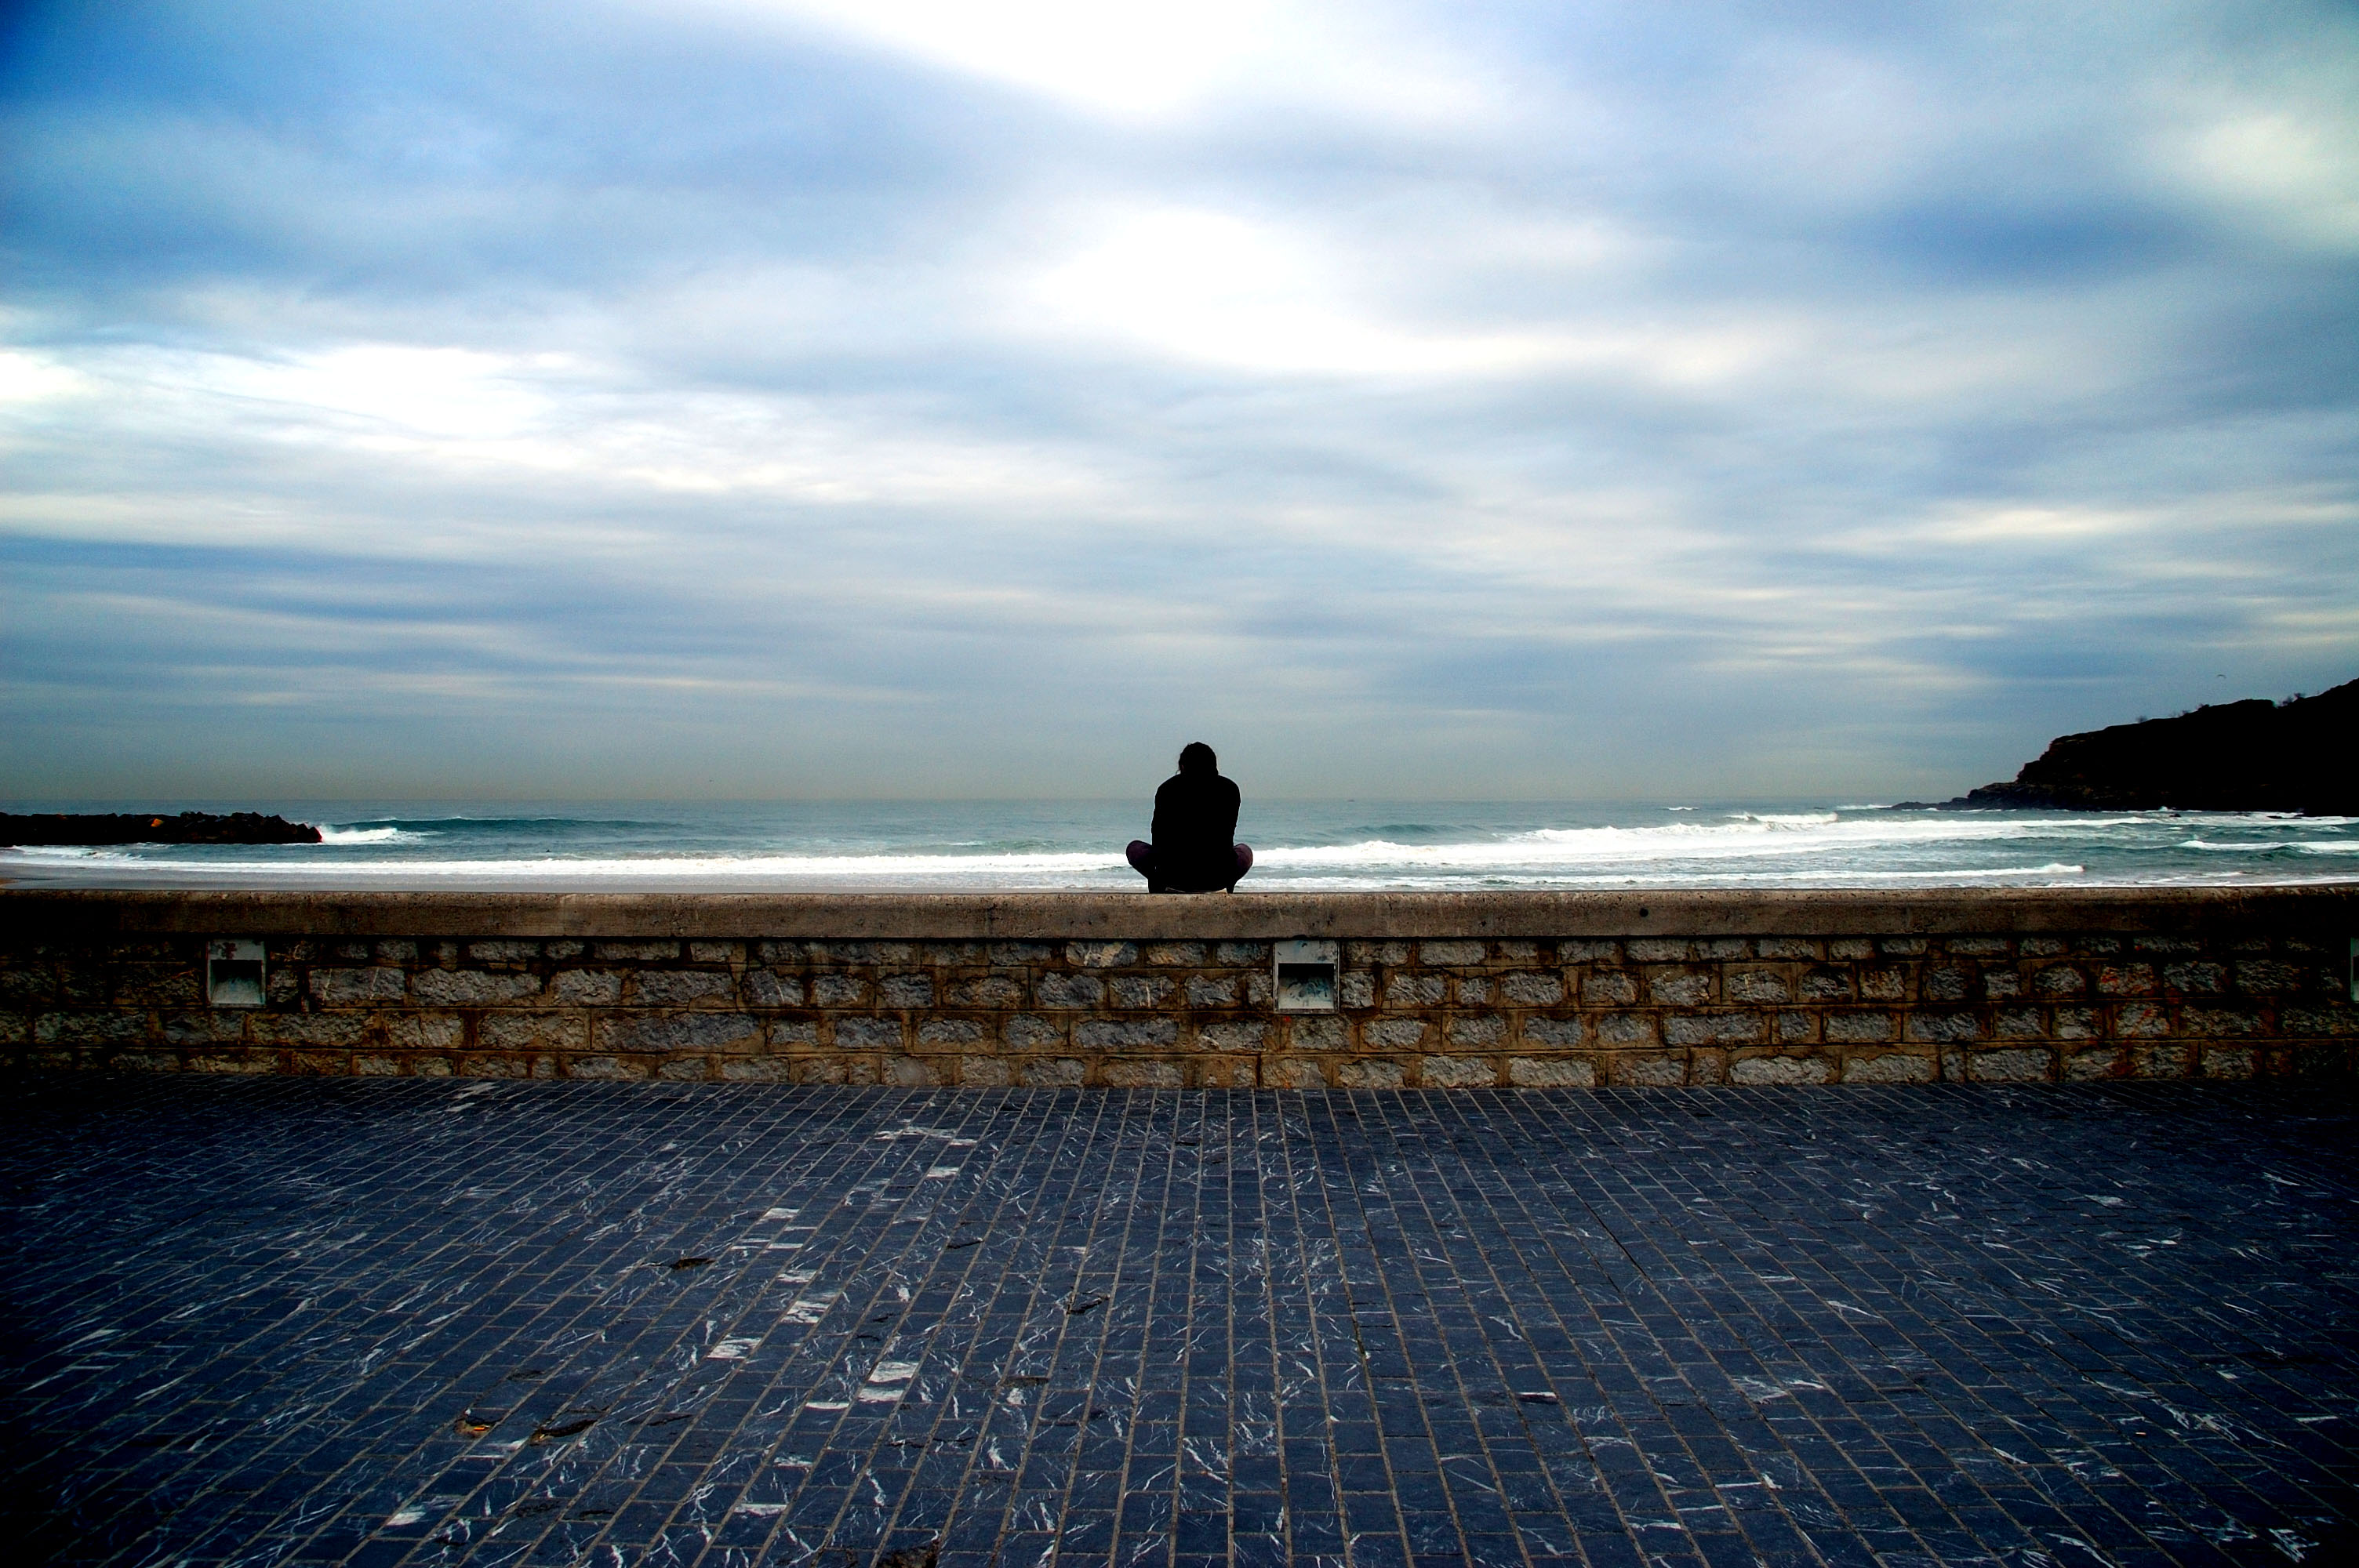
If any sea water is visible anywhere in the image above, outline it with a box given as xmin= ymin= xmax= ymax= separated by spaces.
xmin=4 ymin=800 xmax=2355 ymax=890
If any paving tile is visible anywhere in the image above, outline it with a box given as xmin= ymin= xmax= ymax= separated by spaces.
xmin=2 ymin=1076 xmax=2356 ymax=1565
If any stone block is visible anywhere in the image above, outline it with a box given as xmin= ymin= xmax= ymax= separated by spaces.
xmin=1187 ymin=975 xmax=1240 ymax=1008
xmin=1144 ymin=942 xmax=1206 ymax=966
xmin=1343 ymin=941 xmax=1409 ymax=965
xmin=885 ymin=1056 xmax=940 ymax=1087
xmin=746 ymin=971 xmax=805 ymax=1007
xmin=822 ymin=942 xmax=918 ymax=965
xmin=285 ymin=1050 xmax=351 ymax=1076
xmin=2198 ymin=1046 xmax=2255 ymax=1079
xmin=1610 ymin=1054 xmax=1687 ymax=1087
xmin=834 ymin=1017 xmax=907 ymax=1050
xmin=769 ymin=1019 xmax=819 ymax=1047
xmin=354 ymin=1054 xmax=405 ymax=1076
xmin=1067 ymin=941 xmax=1136 ymax=969
xmin=1216 ymin=942 xmax=1272 ymax=965
xmin=960 ymin=1057 xmax=1014 ymax=1087
xmin=1774 ymin=1011 xmax=1818 ymax=1044
xmin=1824 ymin=1012 xmax=1896 ymax=1044
xmin=384 ymin=1014 xmax=465 ymax=1051
xmin=1499 ymin=971 xmax=1565 ymax=1007
xmin=1859 ymin=968 xmax=1907 ymax=1002
xmin=1339 ymin=972 xmax=1375 ymax=1008
xmin=1197 ymin=1019 xmax=1269 ymax=1051
xmin=1919 ymin=967 xmax=1971 ymax=1003
xmin=687 ymin=942 xmax=738 ymax=964
xmin=248 ymin=1014 xmax=372 ymax=1047
xmin=657 ymin=1058 xmax=711 ymax=1082
xmin=990 ymin=942 xmax=1056 ymax=966
xmin=1077 ymin=1018 xmax=1180 ymax=1049
xmin=551 ymin=970 xmax=623 ymax=1005
xmin=594 ymin=942 xmax=678 ymax=962
xmin=2095 ymin=964 xmax=2156 ymax=997
xmin=1508 ymin=1056 xmax=1594 ymax=1087
xmin=881 ymin=974 xmax=936 ymax=1008
xmin=1103 ymin=1060 xmax=1184 ymax=1088
xmin=1581 ymin=971 xmax=1638 ymax=1006
xmin=1798 ymin=969 xmax=1852 ymax=1001
xmin=2032 ymin=966 xmax=2086 ymax=998
xmin=2055 ymin=1007 xmax=2099 ymax=1039
xmin=189 ymin=1050 xmax=279 ymax=1074
xmin=1004 ymin=1015 xmax=1066 ymax=1050
xmin=1446 ymin=1014 xmax=1506 ymax=1046
xmin=2114 ymin=1002 xmax=2172 ymax=1038
xmin=946 ymin=976 xmax=1023 ymax=1008
xmin=1109 ymin=976 xmax=1172 ymax=1009
xmin=633 ymin=970 xmax=736 ymax=1007
xmin=1969 ymin=1047 xmax=2053 ymax=1083
xmin=1828 ymin=938 xmax=1876 ymax=960
xmin=1364 ymin=1018 xmax=1429 ymax=1048
xmin=35 ymin=1011 xmax=151 ymax=1046
xmin=1286 ymin=1016 xmax=1348 ymax=1051
xmin=1982 ymin=970 xmax=2023 ymax=1000
xmin=1035 ymin=975 xmax=1104 ymax=1009
xmin=598 ymin=1013 xmax=761 ymax=1051
xmin=1726 ymin=970 xmax=1790 ymax=1004
xmin=1666 ymin=1013 xmax=1765 ymax=1046
xmin=720 ymin=1058 xmax=791 ymax=1082
xmin=2282 ymin=1005 xmax=2359 ymax=1037
xmin=1730 ymin=1055 xmax=1830 ymax=1085
xmin=922 ymin=942 xmax=987 ymax=965
xmin=412 ymin=970 xmax=542 ymax=1007
xmin=1421 ymin=1055 xmax=1497 ymax=1088
xmin=1755 ymin=937 xmax=1819 ymax=960
xmin=811 ymin=975 xmax=873 ymax=1007
xmin=2132 ymin=935 xmax=2202 ymax=955
xmin=374 ymin=940 xmax=418 ymax=964
xmin=1645 ymin=970 xmax=1713 ymax=1007
xmin=1877 ymin=937 xmax=1928 ymax=956
xmin=479 ymin=1013 xmax=586 ymax=1052
xmin=1560 ymin=940 xmax=1619 ymax=963
xmin=2064 ymin=1047 xmax=2125 ymax=1081
xmin=1521 ymin=1016 xmax=1587 ymax=1047
xmin=1698 ymin=938 xmax=1749 ymax=960
xmin=1020 ymin=1058 xmax=1087 ymax=1087
xmin=2019 ymin=936 xmax=2066 ymax=956
xmin=1992 ymin=1007 xmax=2046 ymax=1040
xmin=1455 ymin=977 xmax=1496 ymax=1006
xmin=1944 ymin=936 xmax=2009 ymax=957
xmin=2233 ymin=960 xmax=2304 ymax=994
xmin=1336 ymin=1059 xmax=1405 ymax=1088
xmin=162 ymin=1011 xmax=246 ymax=1044
xmin=2181 ymin=1007 xmax=2261 ymax=1037
xmin=456 ymin=1053 xmax=542 ymax=1079
xmin=467 ymin=940 xmax=540 ymax=965
xmin=2131 ymin=1044 xmax=2191 ymax=1077
xmin=113 ymin=964 xmax=203 ymax=1008
xmin=1383 ymin=974 xmax=1445 ymax=1007
xmin=1620 ymin=939 xmax=1685 ymax=963
xmin=2080 ymin=936 xmax=2123 ymax=956
xmin=1904 ymin=1010 xmax=1981 ymax=1044
xmin=1195 ymin=1056 xmax=1258 ymax=1087
xmin=1266 ymin=1058 xmax=1329 ymax=1088
xmin=918 ymin=1018 xmax=987 ymax=1047
xmin=1841 ymin=1053 xmax=1933 ymax=1084
xmin=1419 ymin=941 xmax=1488 ymax=967
xmin=1594 ymin=1014 xmax=1655 ymax=1046
xmin=310 ymin=967 xmax=407 ymax=1006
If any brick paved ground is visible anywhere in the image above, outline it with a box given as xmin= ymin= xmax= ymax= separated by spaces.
xmin=3 ymin=1078 xmax=2354 ymax=1568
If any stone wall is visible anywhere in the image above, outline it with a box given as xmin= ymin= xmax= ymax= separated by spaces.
xmin=4 ymin=889 xmax=2354 ymax=1087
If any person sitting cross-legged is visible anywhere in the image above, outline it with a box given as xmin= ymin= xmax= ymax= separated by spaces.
xmin=1125 ymin=742 xmax=1253 ymax=893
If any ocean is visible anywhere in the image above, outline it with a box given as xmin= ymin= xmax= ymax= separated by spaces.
xmin=5 ymin=800 xmax=2356 ymax=891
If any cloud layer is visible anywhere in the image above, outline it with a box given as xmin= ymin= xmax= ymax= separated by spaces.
xmin=3 ymin=0 xmax=2355 ymax=800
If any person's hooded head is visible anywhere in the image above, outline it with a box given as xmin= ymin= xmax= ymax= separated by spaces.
xmin=1176 ymin=742 xmax=1217 ymax=777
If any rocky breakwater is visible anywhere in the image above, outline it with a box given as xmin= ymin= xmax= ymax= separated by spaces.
xmin=1943 ymin=678 xmax=2357 ymax=815
xmin=0 ymin=812 xmax=323 ymax=846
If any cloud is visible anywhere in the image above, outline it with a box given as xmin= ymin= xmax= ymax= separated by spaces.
xmin=1 ymin=0 xmax=2354 ymax=800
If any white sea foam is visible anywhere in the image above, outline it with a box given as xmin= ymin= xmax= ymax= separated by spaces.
xmin=317 ymin=826 xmax=410 ymax=844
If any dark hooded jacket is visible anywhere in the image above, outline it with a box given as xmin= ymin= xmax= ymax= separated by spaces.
xmin=1150 ymin=770 xmax=1242 ymax=891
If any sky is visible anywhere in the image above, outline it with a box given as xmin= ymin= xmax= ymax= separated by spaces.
xmin=2 ymin=0 xmax=2354 ymax=802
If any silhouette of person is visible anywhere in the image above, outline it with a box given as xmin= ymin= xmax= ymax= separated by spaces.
xmin=1126 ymin=742 xmax=1253 ymax=893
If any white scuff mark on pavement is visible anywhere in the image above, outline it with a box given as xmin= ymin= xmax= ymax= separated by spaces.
xmin=803 ymin=1400 xmax=849 ymax=1412
xmin=384 ymin=1508 xmax=427 ymax=1528
xmin=761 ymin=1207 xmax=800 ymax=1221
xmin=925 ymin=1167 xmax=961 ymax=1179
xmin=708 ymin=1338 xmax=761 ymax=1359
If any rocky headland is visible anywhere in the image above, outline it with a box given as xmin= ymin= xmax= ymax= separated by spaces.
xmin=1920 ymin=677 xmax=2357 ymax=815
xmin=0 ymin=811 xmax=323 ymax=847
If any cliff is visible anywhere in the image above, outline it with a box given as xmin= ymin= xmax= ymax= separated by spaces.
xmin=1949 ymin=678 xmax=2357 ymax=814
xmin=0 ymin=812 xmax=324 ymax=847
